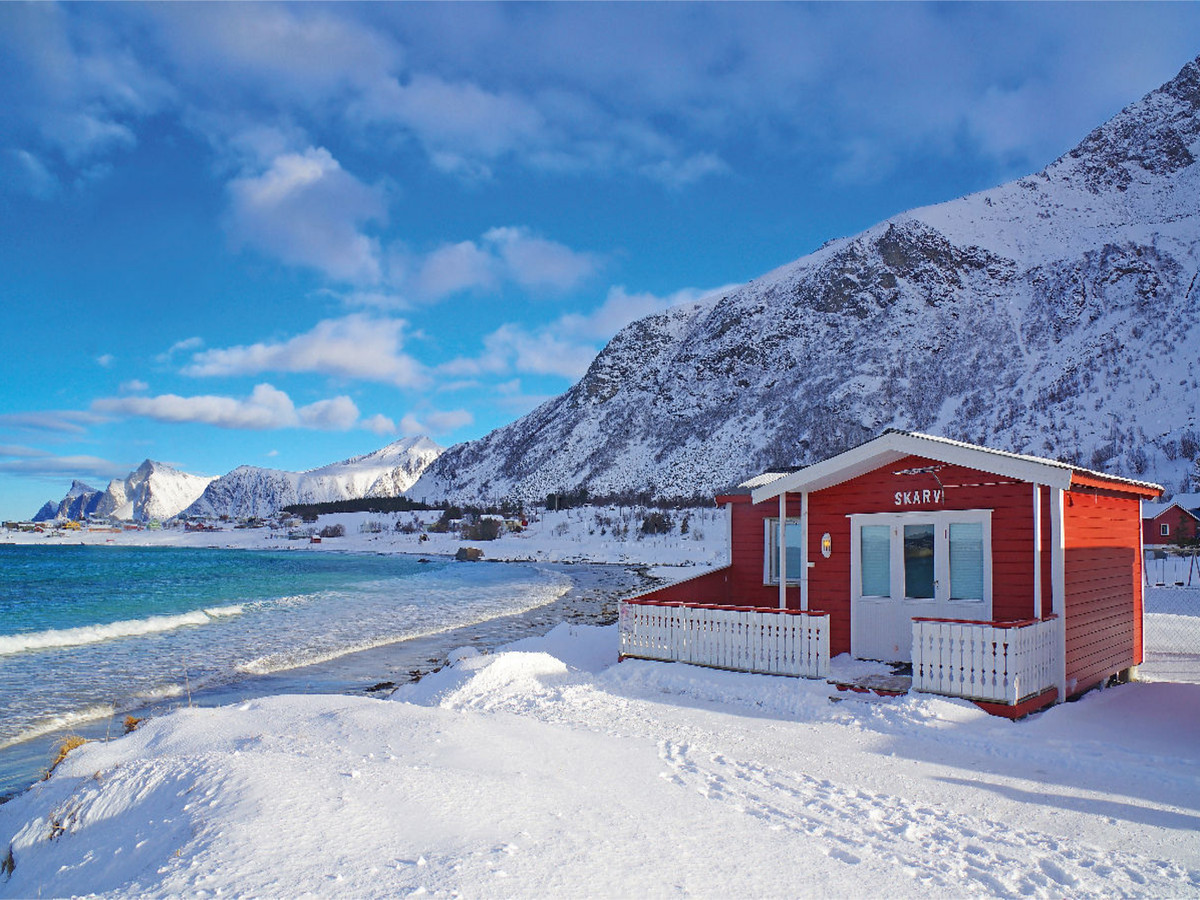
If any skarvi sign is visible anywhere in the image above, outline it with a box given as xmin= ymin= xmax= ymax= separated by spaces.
xmin=892 ymin=465 xmax=946 ymax=507
xmin=894 ymin=488 xmax=944 ymax=507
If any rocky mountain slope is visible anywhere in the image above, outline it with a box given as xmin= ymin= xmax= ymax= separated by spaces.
xmin=33 ymin=462 xmax=215 ymax=523
xmin=33 ymin=480 xmax=105 ymax=522
xmin=411 ymin=55 xmax=1200 ymax=504
xmin=181 ymin=436 xmax=443 ymax=519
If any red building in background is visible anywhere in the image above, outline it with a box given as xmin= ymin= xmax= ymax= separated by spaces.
xmin=1142 ymin=494 xmax=1200 ymax=548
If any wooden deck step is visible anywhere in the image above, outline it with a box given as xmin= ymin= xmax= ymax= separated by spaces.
xmin=827 ymin=673 xmax=912 ymax=697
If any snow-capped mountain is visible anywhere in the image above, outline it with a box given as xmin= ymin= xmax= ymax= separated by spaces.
xmin=33 ymin=463 xmax=215 ymax=523
xmin=99 ymin=460 xmax=217 ymax=522
xmin=182 ymin=436 xmax=443 ymax=519
xmin=412 ymin=55 xmax=1200 ymax=504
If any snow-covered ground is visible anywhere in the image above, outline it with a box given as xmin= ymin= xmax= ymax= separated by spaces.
xmin=2 ymin=619 xmax=1198 ymax=898
xmin=3 ymin=516 xmax=1198 ymax=898
xmin=1 ymin=505 xmax=731 ymax=569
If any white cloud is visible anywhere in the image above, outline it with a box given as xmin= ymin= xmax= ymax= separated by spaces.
xmin=0 ymin=149 xmax=59 ymax=197
xmin=482 ymin=227 xmax=600 ymax=292
xmin=184 ymin=315 xmax=426 ymax=388
xmin=95 ymin=353 xmax=115 ymax=368
xmin=168 ymin=336 xmax=204 ymax=355
xmin=356 ymin=74 xmax=546 ymax=173
xmin=226 ymin=147 xmax=386 ymax=284
xmin=413 ymin=240 xmax=498 ymax=299
xmin=408 ymin=227 xmax=600 ymax=301
xmin=557 ymin=284 xmax=731 ymax=342
xmin=639 ymin=152 xmax=729 ymax=189
xmin=333 ymin=289 xmax=411 ymax=311
xmin=441 ymin=282 xmax=729 ymax=381
xmin=156 ymin=337 xmax=205 ymax=364
xmin=119 ymin=379 xmax=148 ymax=393
xmin=0 ymin=410 xmax=108 ymax=434
xmin=361 ymin=414 xmax=397 ymax=436
xmin=92 ymin=383 xmax=363 ymax=432
xmin=0 ymin=5 xmax=173 ymax=169
xmin=297 ymin=395 xmax=360 ymax=431
xmin=42 ymin=112 xmax=136 ymax=165
xmin=398 ymin=408 xmax=473 ymax=438
xmin=0 ymin=452 xmax=129 ymax=480
xmin=148 ymin=4 xmax=402 ymax=107
xmin=9 ymin=3 xmax=1200 ymax=203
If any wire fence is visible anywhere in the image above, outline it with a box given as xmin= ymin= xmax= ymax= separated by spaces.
xmin=1143 ymin=551 xmax=1200 ymax=684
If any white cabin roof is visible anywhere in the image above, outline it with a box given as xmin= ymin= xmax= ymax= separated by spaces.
xmin=750 ymin=430 xmax=1162 ymax=505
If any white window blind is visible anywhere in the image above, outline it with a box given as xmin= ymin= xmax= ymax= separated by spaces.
xmin=860 ymin=525 xmax=890 ymax=596
xmin=949 ymin=521 xmax=984 ymax=600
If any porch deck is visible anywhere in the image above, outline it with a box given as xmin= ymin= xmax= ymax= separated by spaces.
xmin=618 ymin=598 xmax=1062 ymax=717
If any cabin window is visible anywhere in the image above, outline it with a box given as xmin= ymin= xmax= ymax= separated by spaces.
xmin=903 ymin=524 xmax=936 ymax=599
xmin=850 ymin=509 xmax=992 ymax=605
xmin=1161 ymin=523 xmax=1170 ymax=536
xmin=765 ymin=517 xmax=803 ymax=584
xmin=859 ymin=525 xmax=891 ymax=596
xmin=948 ymin=522 xmax=985 ymax=600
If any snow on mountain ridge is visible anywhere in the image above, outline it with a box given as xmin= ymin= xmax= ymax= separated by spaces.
xmin=100 ymin=460 xmax=217 ymax=522
xmin=33 ymin=462 xmax=215 ymax=522
xmin=182 ymin=436 xmax=443 ymax=519
xmin=411 ymin=54 xmax=1200 ymax=505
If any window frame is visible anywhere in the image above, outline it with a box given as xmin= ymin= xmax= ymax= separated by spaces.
xmin=849 ymin=509 xmax=993 ymax=606
xmin=763 ymin=516 xmax=803 ymax=585
xmin=1161 ymin=522 xmax=1171 ymax=537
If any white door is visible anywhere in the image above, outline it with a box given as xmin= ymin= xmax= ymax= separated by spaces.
xmin=850 ymin=511 xmax=992 ymax=662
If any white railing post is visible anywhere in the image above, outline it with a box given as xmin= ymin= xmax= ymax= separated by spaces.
xmin=618 ymin=601 xmax=830 ymax=679
xmin=910 ymin=616 xmax=1061 ymax=705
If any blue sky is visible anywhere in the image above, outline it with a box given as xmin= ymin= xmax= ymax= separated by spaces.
xmin=2 ymin=3 xmax=1199 ymax=520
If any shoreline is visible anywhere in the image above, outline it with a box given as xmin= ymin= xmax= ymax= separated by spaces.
xmin=0 ymin=559 xmax=652 ymax=805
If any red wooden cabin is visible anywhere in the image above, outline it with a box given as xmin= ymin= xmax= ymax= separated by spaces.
xmin=1142 ymin=496 xmax=1200 ymax=548
xmin=636 ymin=431 xmax=1162 ymax=714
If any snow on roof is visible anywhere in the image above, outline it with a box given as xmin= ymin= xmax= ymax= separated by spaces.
xmin=751 ymin=430 xmax=1163 ymax=504
xmin=718 ymin=469 xmax=799 ymax=496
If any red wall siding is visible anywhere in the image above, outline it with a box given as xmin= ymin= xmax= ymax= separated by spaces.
xmin=726 ymin=495 xmax=802 ymax=610
xmin=1064 ymin=489 xmax=1143 ymax=694
xmin=632 ymin=565 xmax=732 ymax=605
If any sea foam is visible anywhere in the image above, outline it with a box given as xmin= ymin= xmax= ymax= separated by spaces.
xmin=0 ymin=606 xmax=244 ymax=657
xmin=0 ymin=703 xmax=117 ymax=752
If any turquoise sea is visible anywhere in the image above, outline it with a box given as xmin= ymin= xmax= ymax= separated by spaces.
xmin=0 ymin=545 xmax=574 ymax=798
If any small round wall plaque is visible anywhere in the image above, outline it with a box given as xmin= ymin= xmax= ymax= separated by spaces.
xmin=821 ymin=532 xmax=832 ymax=558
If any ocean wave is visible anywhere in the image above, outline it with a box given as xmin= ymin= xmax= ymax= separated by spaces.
xmin=235 ymin=578 xmax=573 ymax=676
xmin=0 ymin=703 xmax=116 ymax=752
xmin=0 ymin=606 xmax=245 ymax=657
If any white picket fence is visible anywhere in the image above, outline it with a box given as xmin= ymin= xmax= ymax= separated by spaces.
xmin=618 ymin=601 xmax=830 ymax=678
xmin=911 ymin=615 xmax=1060 ymax=704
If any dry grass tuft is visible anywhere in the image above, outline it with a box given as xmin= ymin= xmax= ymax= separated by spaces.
xmin=1 ymin=844 xmax=14 ymax=879
xmin=43 ymin=735 xmax=89 ymax=780
xmin=123 ymin=715 xmax=143 ymax=734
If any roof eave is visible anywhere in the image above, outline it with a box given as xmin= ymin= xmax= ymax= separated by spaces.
xmin=750 ymin=431 xmax=1082 ymax=504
